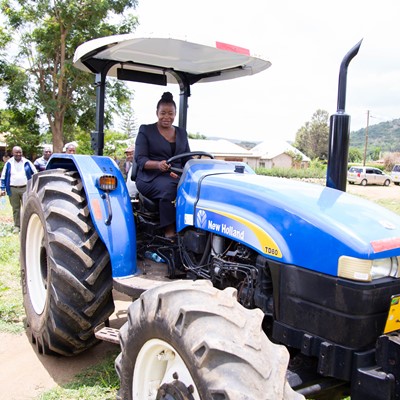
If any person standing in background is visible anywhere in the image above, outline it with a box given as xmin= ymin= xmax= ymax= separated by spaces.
xmin=119 ymin=145 xmax=134 ymax=179
xmin=34 ymin=146 xmax=52 ymax=171
xmin=64 ymin=143 xmax=77 ymax=154
xmin=0 ymin=146 xmax=37 ymax=232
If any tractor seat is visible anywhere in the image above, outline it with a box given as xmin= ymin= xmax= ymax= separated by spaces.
xmin=139 ymin=193 xmax=159 ymax=213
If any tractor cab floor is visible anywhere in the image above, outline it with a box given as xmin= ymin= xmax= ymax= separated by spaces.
xmin=113 ymin=258 xmax=175 ymax=299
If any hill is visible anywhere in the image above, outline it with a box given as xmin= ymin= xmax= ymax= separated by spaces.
xmin=350 ymin=118 xmax=400 ymax=152
xmin=205 ymin=118 xmax=400 ymax=153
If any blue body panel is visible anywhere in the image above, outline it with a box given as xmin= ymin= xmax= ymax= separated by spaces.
xmin=176 ymin=159 xmax=255 ymax=229
xmin=177 ymin=160 xmax=400 ymax=277
xmin=47 ymin=154 xmax=137 ymax=278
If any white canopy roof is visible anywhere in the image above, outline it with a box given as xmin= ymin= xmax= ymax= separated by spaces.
xmin=73 ymin=34 xmax=271 ymax=84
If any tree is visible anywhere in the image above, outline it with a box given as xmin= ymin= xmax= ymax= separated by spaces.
xmin=120 ymin=106 xmax=138 ymax=139
xmin=294 ymin=110 xmax=330 ymax=160
xmin=0 ymin=0 xmax=138 ymax=152
xmin=0 ymin=109 xmax=41 ymax=160
xmin=189 ymin=132 xmax=206 ymax=139
xmin=348 ymin=147 xmax=363 ymax=163
xmin=284 ymin=150 xmax=303 ymax=169
xmin=368 ymin=146 xmax=381 ymax=161
xmin=383 ymin=151 xmax=400 ymax=171
xmin=0 ymin=26 xmax=41 ymax=157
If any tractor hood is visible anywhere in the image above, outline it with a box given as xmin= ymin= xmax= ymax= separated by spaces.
xmin=177 ymin=160 xmax=400 ymax=277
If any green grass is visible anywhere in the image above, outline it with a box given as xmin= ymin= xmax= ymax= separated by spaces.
xmin=372 ymin=198 xmax=400 ymax=215
xmin=347 ymin=190 xmax=400 ymax=215
xmin=37 ymin=350 xmax=120 ymax=400
xmin=0 ymin=202 xmax=24 ymax=333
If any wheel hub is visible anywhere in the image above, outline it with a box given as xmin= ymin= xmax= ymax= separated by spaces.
xmin=156 ymin=377 xmax=195 ymax=400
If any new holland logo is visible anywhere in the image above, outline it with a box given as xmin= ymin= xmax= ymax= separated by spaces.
xmin=196 ymin=209 xmax=207 ymax=228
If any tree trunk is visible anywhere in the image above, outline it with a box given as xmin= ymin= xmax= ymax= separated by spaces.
xmin=50 ymin=115 xmax=65 ymax=153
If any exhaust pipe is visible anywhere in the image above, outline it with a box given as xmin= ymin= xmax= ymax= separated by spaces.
xmin=326 ymin=40 xmax=362 ymax=191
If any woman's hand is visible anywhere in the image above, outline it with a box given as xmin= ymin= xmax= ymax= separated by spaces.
xmin=158 ymin=160 xmax=170 ymax=172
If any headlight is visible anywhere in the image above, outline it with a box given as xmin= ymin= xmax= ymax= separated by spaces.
xmin=338 ymin=256 xmax=400 ymax=281
xmin=371 ymin=257 xmax=399 ymax=280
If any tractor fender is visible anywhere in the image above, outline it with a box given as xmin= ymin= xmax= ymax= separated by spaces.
xmin=47 ymin=154 xmax=137 ymax=278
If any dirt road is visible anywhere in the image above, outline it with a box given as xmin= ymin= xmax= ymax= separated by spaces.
xmin=346 ymin=182 xmax=400 ymax=200
xmin=0 ymin=291 xmax=132 ymax=400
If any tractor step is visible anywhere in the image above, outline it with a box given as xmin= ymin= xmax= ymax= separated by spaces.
xmin=113 ymin=260 xmax=172 ymax=298
xmin=95 ymin=326 xmax=120 ymax=344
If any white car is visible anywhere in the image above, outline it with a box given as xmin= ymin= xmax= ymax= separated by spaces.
xmin=391 ymin=164 xmax=400 ymax=185
xmin=347 ymin=166 xmax=391 ymax=186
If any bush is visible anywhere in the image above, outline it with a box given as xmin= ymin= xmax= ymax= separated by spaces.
xmin=0 ymin=220 xmax=24 ymax=333
xmin=383 ymin=152 xmax=400 ymax=171
xmin=255 ymin=166 xmax=326 ymax=179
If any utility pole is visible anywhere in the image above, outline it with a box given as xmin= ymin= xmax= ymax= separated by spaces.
xmin=363 ymin=110 xmax=370 ymax=166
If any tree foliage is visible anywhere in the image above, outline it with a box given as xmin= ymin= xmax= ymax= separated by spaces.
xmin=0 ymin=108 xmax=41 ymax=159
xmin=350 ymin=118 xmax=400 ymax=152
xmin=294 ymin=109 xmax=330 ymax=160
xmin=383 ymin=151 xmax=400 ymax=171
xmin=188 ymin=132 xmax=207 ymax=140
xmin=0 ymin=26 xmax=41 ymax=157
xmin=120 ymin=104 xmax=138 ymax=139
xmin=0 ymin=0 xmax=138 ymax=152
xmin=348 ymin=147 xmax=363 ymax=163
xmin=284 ymin=150 xmax=303 ymax=168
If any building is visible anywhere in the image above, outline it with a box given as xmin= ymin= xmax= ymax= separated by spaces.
xmin=189 ymin=138 xmax=310 ymax=169
xmin=251 ymin=140 xmax=310 ymax=169
xmin=189 ymin=139 xmax=259 ymax=168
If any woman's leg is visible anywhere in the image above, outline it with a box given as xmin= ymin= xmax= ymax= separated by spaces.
xmin=136 ymin=175 xmax=178 ymax=231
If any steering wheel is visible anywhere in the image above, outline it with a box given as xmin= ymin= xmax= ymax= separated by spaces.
xmin=166 ymin=151 xmax=214 ymax=174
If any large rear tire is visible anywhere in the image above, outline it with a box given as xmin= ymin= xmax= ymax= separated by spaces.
xmin=116 ymin=280 xmax=302 ymax=400
xmin=20 ymin=169 xmax=114 ymax=356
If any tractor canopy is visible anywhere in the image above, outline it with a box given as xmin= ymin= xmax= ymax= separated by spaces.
xmin=73 ymin=34 xmax=271 ymax=155
xmin=73 ymin=34 xmax=271 ymax=83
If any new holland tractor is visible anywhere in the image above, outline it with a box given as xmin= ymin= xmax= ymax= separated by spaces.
xmin=20 ymin=34 xmax=400 ymax=400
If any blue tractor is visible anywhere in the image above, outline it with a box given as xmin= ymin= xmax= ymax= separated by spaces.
xmin=20 ymin=35 xmax=400 ymax=400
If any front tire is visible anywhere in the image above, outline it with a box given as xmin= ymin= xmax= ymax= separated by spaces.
xmin=361 ymin=179 xmax=367 ymax=186
xmin=20 ymin=169 xmax=114 ymax=356
xmin=384 ymin=179 xmax=390 ymax=186
xmin=116 ymin=280 xmax=302 ymax=400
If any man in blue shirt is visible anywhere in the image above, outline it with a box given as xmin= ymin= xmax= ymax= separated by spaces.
xmin=34 ymin=146 xmax=52 ymax=171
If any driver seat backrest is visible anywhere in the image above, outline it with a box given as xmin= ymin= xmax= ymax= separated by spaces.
xmin=130 ymin=160 xmax=138 ymax=181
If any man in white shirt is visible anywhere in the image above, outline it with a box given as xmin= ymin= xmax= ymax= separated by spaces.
xmin=0 ymin=146 xmax=37 ymax=232
xmin=64 ymin=142 xmax=77 ymax=154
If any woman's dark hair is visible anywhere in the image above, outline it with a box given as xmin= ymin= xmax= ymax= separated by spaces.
xmin=157 ymin=91 xmax=176 ymax=110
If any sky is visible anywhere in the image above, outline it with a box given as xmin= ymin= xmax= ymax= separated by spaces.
xmin=126 ymin=0 xmax=400 ymax=143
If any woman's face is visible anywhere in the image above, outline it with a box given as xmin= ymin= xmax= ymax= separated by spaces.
xmin=157 ymin=103 xmax=176 ymax=128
